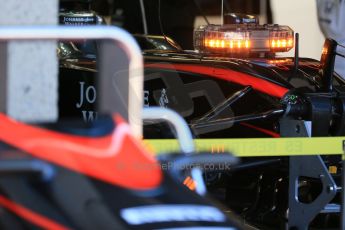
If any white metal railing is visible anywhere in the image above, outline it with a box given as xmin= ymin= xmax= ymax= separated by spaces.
xmin=142 ymin=107 xmax=195 ymax=154
xmin=0 ymin=26 xmax=143 ymax=137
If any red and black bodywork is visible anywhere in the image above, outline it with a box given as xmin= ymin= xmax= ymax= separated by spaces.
xmin=143 ymin=52 xmax=317 ymax=138
xmin=0 ymin=113 xmax=243 ymax=229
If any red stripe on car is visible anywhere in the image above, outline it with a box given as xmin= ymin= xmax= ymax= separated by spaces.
xmin=146 ymin=63 xmax=288 ymax=98
xmin=0 ymin=195 xmax=68 ymax=230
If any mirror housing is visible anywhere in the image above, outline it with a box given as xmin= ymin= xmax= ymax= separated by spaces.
xmin=319 ymin=39 xmax=338 ymax=92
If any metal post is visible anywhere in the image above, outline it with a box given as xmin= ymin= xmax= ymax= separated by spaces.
xmin=0 ymin=0 xmax=58 ymax=123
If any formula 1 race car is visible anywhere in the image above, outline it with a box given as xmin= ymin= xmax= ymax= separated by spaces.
xmin=56 ymin=3 xmax=345 ymax=229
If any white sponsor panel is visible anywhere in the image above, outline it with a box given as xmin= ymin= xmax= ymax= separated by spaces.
xmin=120 ymin=205 xmax=226 ymax=225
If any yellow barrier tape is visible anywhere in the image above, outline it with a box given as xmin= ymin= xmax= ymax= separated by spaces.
xmin=144 ymin=137 xmax=345 ymax=157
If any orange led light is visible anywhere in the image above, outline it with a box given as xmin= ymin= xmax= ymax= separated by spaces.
xmin=245 ymin=40 xmax=250 ymax=48
xmin=195 ymin=24 xmax=294 ymax=53
xmin=282 ymin=39 xmax=287 ymax=48
xmin=209 ymin=39 xmax=215 ymax=47
xmin=203 ymin=38 xmax=254 ymax=51
xmin=215 ymin=39 xmax=220 ymax=48
xmin=271 ymin=38 xmax=293 ymax=50
xmin=237 ymin=40 xmax=241 ymax=48
xmin=288 ymin=39 xmax=293 ymax=47
xmin=271 ymin=40 xmax=276 ymax=48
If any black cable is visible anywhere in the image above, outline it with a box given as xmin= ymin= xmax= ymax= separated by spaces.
xmin=288 ymin=33 xmax=299 ymax=82
xmin=158 ymin=0 xmax=170 ymax=45
xmin=337 ymin=52 xmax=345 ymax=59
xmin=338 ymin=43 xmax=345 ymax=49
xmin=139 ymin=0 xmax=148 ymax=34
xmin=337 ymin=43 xmax=345 ymax=59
